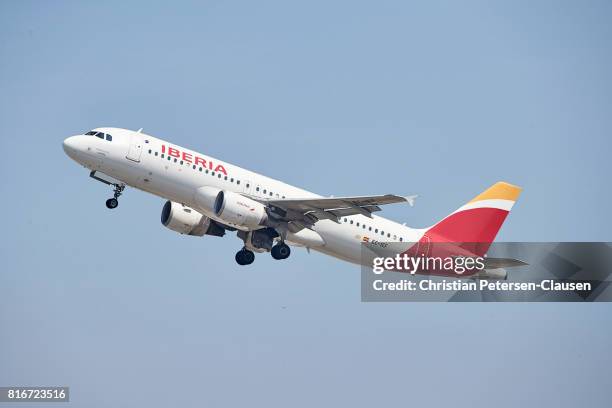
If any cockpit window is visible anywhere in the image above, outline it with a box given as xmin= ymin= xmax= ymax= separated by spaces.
xmin=86 ymin=131 xmax=113 ymax=141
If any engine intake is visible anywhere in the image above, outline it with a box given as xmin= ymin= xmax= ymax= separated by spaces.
xmin=161 ymin=201 xmax=224 ymax=237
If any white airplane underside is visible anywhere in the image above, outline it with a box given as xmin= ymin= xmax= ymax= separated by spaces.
xmin=63 ymin=127 xmax=522 ymax=276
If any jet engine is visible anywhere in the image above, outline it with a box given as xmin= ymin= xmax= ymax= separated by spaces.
xmin=194 ymin=186 xmax=222 ymax=215
xmin=213 ymin=190 xmax=268 ymax=229
xmin=161 ymin=201 xmax=225 ymax=237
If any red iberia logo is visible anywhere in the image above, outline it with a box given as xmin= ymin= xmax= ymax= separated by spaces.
xmin=161 ymin=144 xmax=228 ymax=175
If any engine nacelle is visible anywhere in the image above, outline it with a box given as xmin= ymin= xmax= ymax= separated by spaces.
xmin=194 ymin=186 xmax=222 ymax=216
xmin=161 ymin=201 xmax=224 ymax=237
xmin=214 ymin=190 xmax=268 ymax=229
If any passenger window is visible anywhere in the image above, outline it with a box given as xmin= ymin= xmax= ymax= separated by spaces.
xmin=246 ymin=183 xmax=250 ymax=188
xmin=231 ymin=178 xmax=234 ymax=182
xmin=363 ymin=225 xmax=366 ymax=229
xmin=180 ymin=160 xmax=183 ymax=165
xmin=192 ymin=165 xmax=196 ymax=169
xmin=211 ymin=172 xmax=215 ymax=176
xmin=237 ymin=180 xmax=240 ymax=185
xmin=387 ymin=233 xmax=391 ymax=238
xmin=350 ymin=220 xmax=354 ymax=224
xmin=356 ymin=222 xmax=360 ymax=227
xmin=400 ymin=237 xmax=403 ymax=242
xmin=174 ymin=158 xmax=177 ymax=163
xmin=269 ymin=192 xmax=273 ymax=196
xmin=167 ymin=156 xmax=171 ymax=161
xmin=148 ymin=149 xmax=152 ymax=154
xmin=263 ymin=189 xmax=267 ymax=194
xmin=224 ymin=176 xmax=228 ymax=181
xmin=375 ymin=229 xmax=378 ymax=233
xmin=256 ymin=187 xmax=260 ymax=191
xmin=218 ymin=174 xmax=221 ymax=178
xmin=155 ymin=152 xmax=158 ymax=156
xmin=199 ymin=167 xmax=203 ymax=171
xmin=369 ymin=226 xmax=372 ymax=231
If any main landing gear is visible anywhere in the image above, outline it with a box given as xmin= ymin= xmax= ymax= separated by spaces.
xmin=235 ymin=248 xmax=255 ymax=266
xmin=90 ymin=171 xmax=125 ymax=210
xmin=234 ymin=243 xmax=291 ymax=265
xmin=234 ymin=229 xmax=291 ymax=265
xmin=271 ymin=243 xmax=291 ymax=260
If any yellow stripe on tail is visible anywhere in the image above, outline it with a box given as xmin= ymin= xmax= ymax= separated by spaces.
xmin=468 ymin=181 xmax=522 ymax=204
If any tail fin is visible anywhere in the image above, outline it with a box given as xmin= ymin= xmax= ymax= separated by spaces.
xmin=425 ymin=182 xmax=522 ymax=255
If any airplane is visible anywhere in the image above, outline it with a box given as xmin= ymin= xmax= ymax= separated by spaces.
xmin=63 ymin=127 xmax=522 ymax=277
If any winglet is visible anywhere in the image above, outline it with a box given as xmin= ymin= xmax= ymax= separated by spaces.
xmin=405 ymin=195 xmax=418 ymax=207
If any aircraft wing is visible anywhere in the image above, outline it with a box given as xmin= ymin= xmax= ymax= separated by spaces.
xmin=258 ymin=194 xmax=417 ymax=231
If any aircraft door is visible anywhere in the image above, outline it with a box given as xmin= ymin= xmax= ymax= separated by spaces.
xmin=126 ymin=132 xmax=144 ymax=162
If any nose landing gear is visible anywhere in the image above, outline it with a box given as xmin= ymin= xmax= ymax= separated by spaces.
xmin=106 ymin=198 xmax=119 ymax=209
xmin=105 ymin=183 xmax=125 ymax=209
xmin=90 ymin=171 xmax=125 ymax=210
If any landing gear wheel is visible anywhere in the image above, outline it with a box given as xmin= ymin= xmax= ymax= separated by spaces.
xmin=271 ymin=243 xmax=291 ymax=260
xmin=106 ymin=198 xmax=119 ymax=209
xmin=235 ymin=249 xmax=255 ymax=265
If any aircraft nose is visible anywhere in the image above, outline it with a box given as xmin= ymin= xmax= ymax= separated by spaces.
xmin=63 ymin=135 xmax=84 ymax=159
xmin=63 ymin=136 xmax=77 ymax=152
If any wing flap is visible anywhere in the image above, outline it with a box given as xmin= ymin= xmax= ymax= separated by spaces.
xmin=256 ymin=194 xmax=415 ymax=229
xmin=267 ymin=194 xmax=408 ymax=211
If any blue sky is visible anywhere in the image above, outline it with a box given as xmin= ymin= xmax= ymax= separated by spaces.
xmin=1 ymin=1 xmax=611 ymax=407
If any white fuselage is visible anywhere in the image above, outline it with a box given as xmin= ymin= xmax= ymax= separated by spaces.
xmin=63 ymin=127 xmax=423 ymax=264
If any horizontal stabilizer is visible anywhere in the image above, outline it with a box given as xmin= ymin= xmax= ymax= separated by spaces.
xmin=484 ymin=257 xmax=528 ymax=269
